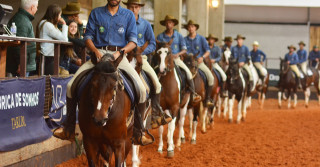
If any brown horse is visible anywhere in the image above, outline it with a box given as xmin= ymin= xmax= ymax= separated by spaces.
xmin=78 ymin=52 xmax=133 ymax=167
xmin=301 ymin=64 xmax=320 ymax=107
xmin=152 ymin=39 xmax=190 ymax=157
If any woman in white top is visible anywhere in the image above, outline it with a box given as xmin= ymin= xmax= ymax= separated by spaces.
xmin=38 ymin=4 xmax=68 ymax=75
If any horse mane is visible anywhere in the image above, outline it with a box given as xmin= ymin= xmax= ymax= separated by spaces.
xmin=94 ymin=61 xmax=117 ymax=74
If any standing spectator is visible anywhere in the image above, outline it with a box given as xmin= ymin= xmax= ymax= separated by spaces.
xmin=38 ymin=4 xmax=68 ymax=75
xmin=297 ymin=41 xmax=308 ymax=74
xmin=6 ymin=0 xmax=39 ymax=77
xmin=308 ymin=45 xmax=320 ymax=68
xmin=60 ymin=2 xmax=84 ymax=37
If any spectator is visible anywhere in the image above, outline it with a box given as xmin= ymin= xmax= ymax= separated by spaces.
xmin=60 ymin=2 xmax=84 ymax=37
xmin=6 ymin=0 xmax=39 ymax=77
xmin=38 ymin=4 xmax=68 ymax=75
xmin=308 ymin=45 xmax=320 ymax=68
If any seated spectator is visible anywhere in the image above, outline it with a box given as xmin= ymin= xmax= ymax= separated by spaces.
xmin=6 ymin=0 xmax=39 ymax=77
xmin=38 ymin=4 xmax=68 ymax=75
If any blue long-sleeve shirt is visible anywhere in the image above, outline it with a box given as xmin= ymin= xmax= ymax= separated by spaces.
xmin=184 ymin=34 xmax=210 ymax=58
xmin=136 ymin=16 xmax=155 ymax=55
xmin=84 ymin=5 xmax=137 ymax=47
xmin=308 ymin=50 xmax=320 ymax=67
xmin=156 ymin=30 xmax=187 ymax=54
xmin=209 ymin=44 xmax=222 ymax=62
xmin=231 ymin=45 xmax=250 ymax=63
xmin=250 ymin=49 xmax=266 ymax=62
xmin=284 ymin=52 xmax=299 ymax=65
xmin=297 ymin=49 xmax=307 ymax=64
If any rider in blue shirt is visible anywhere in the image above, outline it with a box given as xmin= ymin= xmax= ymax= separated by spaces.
xmin=250 ymin=41 xmax=268 ymax=78
xmin=285 ymin=45 xmax=302 ymax=88
xmin=156 ymin=15 xmax=201 ymax=104
xmin=297 ymin=41 xmax=308 ymax=74
xmin=184 ymin=20 xmax=214 ymax=107
xmin=308 ymin=45 xmax=320 ymax=68
xmin=231 ymin=35 xmax=253 ymax=94
xmin=54 ymin=0 xmax=153 ymax=145
xmin=124 ymin=0 xmax=171 ymax=129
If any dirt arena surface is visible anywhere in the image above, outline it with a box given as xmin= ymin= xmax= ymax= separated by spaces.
xmin=56 ymin=99 xmax=320 ymax=167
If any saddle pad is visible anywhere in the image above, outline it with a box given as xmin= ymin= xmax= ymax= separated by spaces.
xmin=76 ymin=70 xmax=135 ymax=107
xmin=141 ymin=70 xmax=152 ymax=99
xmin=307 ymin=68 xmax=313 ymax=76
xmin=198 ymin=69 xmax=208 ymax=87
xmin=174 ymin=64 xmax=186 ymax=90
xmin=212 ymin=68 xmax=222 ymax=85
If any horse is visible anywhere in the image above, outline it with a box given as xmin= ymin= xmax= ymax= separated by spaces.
xmin=152 ymin=39 xmax=190 ymax=157
xmin=78 ymin=52 xmax=133 ymax=167
xmin=181 ymin=53 xmax=206 ymax=145
xmin=126 ymin=43 xmax=153 ymax=167
xmin=278 ymin=58 xmax=298 ymax=109
xmin=300 ymin=62 xmax=320 ymax=107
xmin=225 ymin=58 xmax=249 ymax=123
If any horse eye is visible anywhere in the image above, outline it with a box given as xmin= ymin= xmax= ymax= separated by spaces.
xmin=165 ymin=50 xmax=168 ymax=53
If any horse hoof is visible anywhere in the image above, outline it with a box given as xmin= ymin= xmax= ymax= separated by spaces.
xmin=278 ymin=105 xmax=281 ymax=109
xmin=181 ymin=137 xmax=186 ymax=144
xmin=191 ymin=139 xmax=196 ymax=145
xmin=158 ymin=149 xmax=163 ymax=153
xmin=167 ymin=151 xmax=174 ymax=158
xmin=305 ymin=104 xmax=308 ymax=108
xmin=236 ymin=120 xmax=240 ymax=124
xmin=228 ymin=119 xmax=233 ymax=123
xmin=201 ymin=129 xmax=207 ymax=134
xmin=241 ymin=117 xmax=245 ymax=122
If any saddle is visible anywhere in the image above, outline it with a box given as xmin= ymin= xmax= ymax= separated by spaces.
xmin=174 ymin=63 xmax=187 ymax=91
xmin=212 ymin=68 xmax=223 ymax=87
xmin=140 ymin=70 xmax=153 ymax=98
xmin=73 ymin=69 xmax=140 ymax=109
xmin=198 ymin=69 xmax=208 ymax=88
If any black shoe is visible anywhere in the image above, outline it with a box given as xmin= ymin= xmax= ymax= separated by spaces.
xmin=53 ymin=97 xmax=77 ymax=141
xmin=187 ymin=79 xmax=202 ymax=103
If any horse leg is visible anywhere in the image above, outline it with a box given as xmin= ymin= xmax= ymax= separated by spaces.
xmin=288 ymin=92 xmax=291 ymax=109
xmin=114 ymin=141 xmax=125 ymax=167
xmin=177 ymin=96 xmax=190 ymax=147
xmin=201 ymin=106 xmax=208 ymax=134
xmin=261 ymin=93 xmax=266 ymax=109
xmin=228 ymin=97 xmax=234 ymax=123
xmin=278 ymin=91 xmax=282 ymax=108
xmin=83 ymin=137 xmax=100 ymax=167
xmin=241 ymin=95 xmax=247 ymax=122
xmin=131 ymin=145 xmax=140 ymax=167
xmin=247 ymin=96 xmax=252 ymax=109
xmin=236 ymin=97 xmax=243 ymax=124
xmin=158 ymin=125 xmax=164 ymax=153
xmin=293 ymin=93 xmax=298 ymax=108
xmin=188 ymin=108 xmax=193 ymax=140
xmin=304 ymin=88 xmax=310 ymax=108
xmin=217 ymin=96 xmax=222 ymax=118
xmin=167 ymin=117 xmax=177 ymax=158
xmin=223 ymin=97 xmax=228 ymax=118
xmin=257 ymin=92 xmax=261 ymax=105
xmin=191 ymin=120 xmax=198 ymax=145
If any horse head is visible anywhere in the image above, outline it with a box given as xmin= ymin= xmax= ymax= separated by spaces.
xmin=182 ymin=52 xmax=198 ymax=75
xmin=155 ymin=38 xmax=173 ymax=75
xmin=90 ymin=51 xmax=124 ymax=126
xmin=226 ymin=58 xmax=240 ymax=84
xmin=223 ymin=47 xmax=232 ymax=65
xmin=280 ymin=58 xmax=289 ymax=74
xmin=127 ymin=41 xmax=149 ymax=74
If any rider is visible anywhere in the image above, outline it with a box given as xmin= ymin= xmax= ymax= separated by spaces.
xmin=156 ymin=15 xmax=201 ymax=104
xmin=184 ymin=20 xmax=215 ymax=107
xmin=207 ymin=34 xmax=227 ymax=96
xmin=54 ymin=0 xmax=153 ymax=146
xmin=285 ymin=45 xmax=302 ymax=89
xmin=297 ymin=41 xmax=308 ymax=75
xmin=250 ymin=41 xmax=267 ymax=79
xmin=123 ymin=0 xmax=172 ymax=129
xmin=308 ymin=45 xmax=320 ymax=68
xmin=231 ymin=34 xmax=253 ymax=94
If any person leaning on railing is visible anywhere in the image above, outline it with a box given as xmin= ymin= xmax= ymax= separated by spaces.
xmin=37 ymin=4 xmax=68 ymax=75
xmin=6 ymin=0 xmax=39 ymax=77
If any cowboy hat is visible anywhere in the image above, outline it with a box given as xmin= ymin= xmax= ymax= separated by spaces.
xmin=234 ymin=34 xmax=246 ymax=40
xmin=223 ymin=36 xmax=233 ymax=42
xmin=160 ymin=15 xmax=179 ymax=26
xmin=183 ymin=20 xmax=199 ymax=30
xmin=253 ymin=41 xmax=259 ymax=46
xmin=123 ymin=0 xmax=145 ymax=6
xmin=206 ymin=34 xmax=218 ymax=41
xmin=298 ymin=41 xmax=306 ymax=46
xmin=62 ymin=2 xmax=83 ymax=15
xmin=287 ymin=45 xmax=296 ymax=50
xmin=313 ymin=45 xmax=319 ymax=49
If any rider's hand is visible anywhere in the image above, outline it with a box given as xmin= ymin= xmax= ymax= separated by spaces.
xmin=287 ymin=61 xmax=290 ymax=64
xmin=113 ymin=51 xmax=121 ymax=60
xmin=198 ymin=57 xmax=203 ymax=63
xmin=260 ymin=61 xmax=264 ymax=65
xmin=211 ymin=59 xmax=215 ymax=63
xmin=58 ymin=17 xmax=66 ymax=25
xmin=94 ymin=50 xmax=103 ymax=62
xmin=75 ymin=59 xmax=82 ymax=66
xmin=239 ymin=62 xmax=244 ymax=67
xmin=316 ymin=58 xmax=319 ymax=62
xmin=73 ymin=14 xmax=83 ymax=25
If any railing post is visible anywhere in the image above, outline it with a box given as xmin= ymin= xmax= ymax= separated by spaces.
xmin=54 ymin=44 xmax=60 ymax=75
xmin=19 ymin=41 xmax=27 ymax=77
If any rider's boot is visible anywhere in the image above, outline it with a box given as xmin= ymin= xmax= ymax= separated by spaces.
xmin=205 ymin=85 xmax=214 ymax=107
xmin=132 ymin=102 xmax=153 ymax=146
xmin=151 ymin=93 xmax=172 ymax=129
xmin=53 ymin=97 xmax=77 ymax=141
xmin=187 ymin=79 xmax=202 ymax=104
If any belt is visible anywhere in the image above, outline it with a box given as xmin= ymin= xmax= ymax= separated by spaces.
xmin=98 ymin=46 xmax=123 ymax=51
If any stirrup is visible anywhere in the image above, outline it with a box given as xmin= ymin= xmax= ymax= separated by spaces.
xmin=53 ymin=127 xmax=76 ymax=141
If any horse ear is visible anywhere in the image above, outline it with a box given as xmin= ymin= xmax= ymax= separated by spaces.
xmin=113 ymin=50 xmax=125 ymax=67
xmin=168 ymin=37 xmax=174 ymax=46
xmin=156 ymin=40 xmax=161 ymax=45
